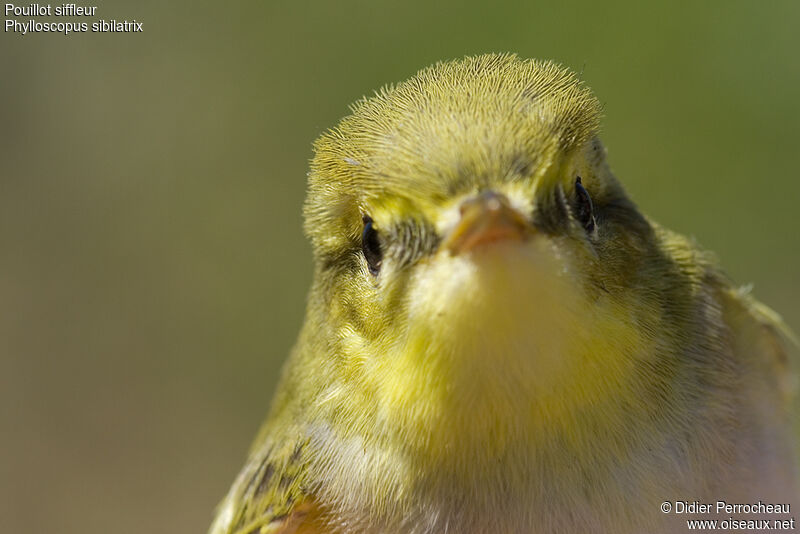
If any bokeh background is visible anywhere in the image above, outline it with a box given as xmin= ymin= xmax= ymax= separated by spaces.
xmin=2 ymin=1 xmax=799 ymax=532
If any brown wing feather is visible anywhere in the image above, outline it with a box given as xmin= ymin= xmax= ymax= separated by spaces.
xmin=239 ymin=499 xmax=330 ymax=534
xmin=210 ymin=437 xmax=327 ymax=534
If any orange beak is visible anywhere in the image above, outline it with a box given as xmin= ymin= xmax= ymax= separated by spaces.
xmin=444 ymin=191 xmax=532 ymax=255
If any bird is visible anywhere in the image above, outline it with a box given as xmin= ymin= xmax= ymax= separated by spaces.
xmin=209 ymin=53 xmax=798 ymax=534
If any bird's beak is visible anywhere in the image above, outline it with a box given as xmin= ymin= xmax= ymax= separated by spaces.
xmin=444 ymin=191 xmax=532 ymax=255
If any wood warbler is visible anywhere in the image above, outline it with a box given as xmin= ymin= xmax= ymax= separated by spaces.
xmin=210 ymin=54 xmax=798 ymax=534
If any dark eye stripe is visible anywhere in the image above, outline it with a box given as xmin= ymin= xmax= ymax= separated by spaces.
xmin=388 ymin=219 xmax=441 ymax=267
xmin=532 ymin=183 xmax=570 ymax=234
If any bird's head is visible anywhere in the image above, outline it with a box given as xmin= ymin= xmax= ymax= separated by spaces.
xmin=299 ymin=54 xmax=691 ymax=458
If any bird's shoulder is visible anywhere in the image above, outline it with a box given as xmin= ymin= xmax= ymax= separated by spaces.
xmin=718 ymin=282 xmax=797 ymax=402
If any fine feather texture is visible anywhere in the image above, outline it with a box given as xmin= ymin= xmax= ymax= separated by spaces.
xmin=305 ymin=53 xmax=601 ymax=262
xmin=210 ymin=54 xmax=798 ymax=534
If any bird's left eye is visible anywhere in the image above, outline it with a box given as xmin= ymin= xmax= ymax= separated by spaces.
xmin=574 ymin=177 xmax=596 ymax=232
xmin=361 ymin=215 xmax=383 ymax=275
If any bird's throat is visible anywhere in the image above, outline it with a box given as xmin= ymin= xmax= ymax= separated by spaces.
xmin=367 ymin=241 xmax=645 ymax=461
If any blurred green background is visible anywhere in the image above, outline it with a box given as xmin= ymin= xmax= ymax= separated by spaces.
xmin=2 ymin=1 xmax=799 ymax=532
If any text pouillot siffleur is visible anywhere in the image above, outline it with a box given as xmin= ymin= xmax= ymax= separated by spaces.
xmin=4 ymin=3 xmax=143 ymax=34
xmin=5 ymin=3 xmax=97 ymax=16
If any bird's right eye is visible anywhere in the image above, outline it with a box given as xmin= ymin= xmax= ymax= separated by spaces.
xmin=361 ymin=215 xmax=383 ymax=275
xmin=574 ymin=177 xmax=596 ymax=233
